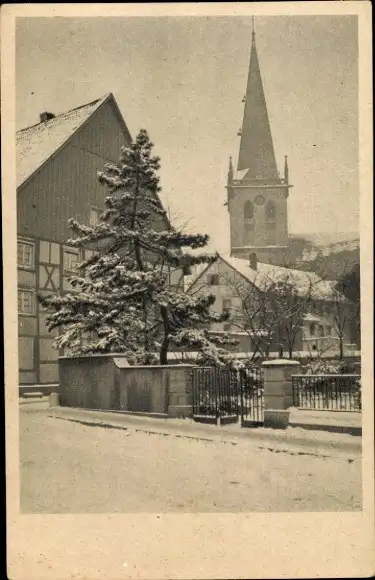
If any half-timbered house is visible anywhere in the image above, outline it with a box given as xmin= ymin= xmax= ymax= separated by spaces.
xmin=17 ymin=93 xmax=183 ymax=390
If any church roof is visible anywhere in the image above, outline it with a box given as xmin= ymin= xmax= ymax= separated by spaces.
xmin=187 ymin=253 xmax=342 ymax=302
xmin=220 ymin=254 xmax=339 ymax=300
xmin=16 ymin=94 xmax=114 ymax=188
xmin=237 ymin=31 xmax=279 ymax=180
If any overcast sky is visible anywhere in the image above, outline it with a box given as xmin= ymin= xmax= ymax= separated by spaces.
xmin=16 ymin=15 xmax=359 ymax=252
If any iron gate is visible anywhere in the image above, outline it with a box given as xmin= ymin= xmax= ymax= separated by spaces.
xmin=192 ymin=366 xmax=264 ymax=427
xmin=238 ymin=367 xmax=264 ymax=426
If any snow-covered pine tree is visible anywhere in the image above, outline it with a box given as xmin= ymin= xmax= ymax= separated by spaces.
xmin=39 ymin=129 xmax=234 ymax=365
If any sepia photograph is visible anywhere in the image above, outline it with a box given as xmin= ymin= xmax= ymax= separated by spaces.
xmin=3 ymin=2 xmax=374 ymax=578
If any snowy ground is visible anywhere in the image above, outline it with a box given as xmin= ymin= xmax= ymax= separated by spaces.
xmin=20 ymin=402 xmax=362 ymax=513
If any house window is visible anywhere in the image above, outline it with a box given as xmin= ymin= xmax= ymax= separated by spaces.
xmin=18 ymin=290 xmax=34 ymax=314
xmin=208 ymin=274 xmax=219 ymax=286
xmin=319 ymin=325 xmax=324 ymax=337
xmin=222 ymin=299 xmax=232 ymax=313
xmin=310 ymin=323 xmax=315 ymax=336
xmin=85 ymin=249 xmax=94 ymax=260
xmin=223 ymin=323 xmax=231 ymax=331
xmin=17 ymin=241 xmax=34 ymax=268
xmin=39 ymin=240 xmax=60 ymax=265
xmin=90 ymin=207 xmax=102 ymax=226
xmin=327 ymin=325 xmax=332 ymax=335
xmin=64 ymin=250 xmax=79 ymax=272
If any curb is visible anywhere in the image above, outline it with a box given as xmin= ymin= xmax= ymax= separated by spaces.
xmin=45 ymin=406 xmax=362 ymax=456
xmin=19 ymin=397 xmax=49 ymax=405
xmin=289 ymin=422 xmax=362 ymax=437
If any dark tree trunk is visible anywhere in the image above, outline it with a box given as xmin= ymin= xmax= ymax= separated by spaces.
xmin=287 ymin=331 xmax=295 ymax=359
xmin=159 ymin=305 xmax=169 ymax=365
xmin=339 ymin=337 xmax=344 ymax=359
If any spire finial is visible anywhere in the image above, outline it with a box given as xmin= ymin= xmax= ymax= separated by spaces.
xmin=228 ymin=156 xmax=233 ymax=185
xmin=284 ymin=154 xmax=289 ymax=183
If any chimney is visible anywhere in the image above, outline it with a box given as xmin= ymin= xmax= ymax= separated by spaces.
xmin=40 ymin=111 xmax=55 ymax=123
xmin=249 ymin=252 xmax=257 ymax=271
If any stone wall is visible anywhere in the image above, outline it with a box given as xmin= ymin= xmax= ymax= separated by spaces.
xmin=58 ymin=354 xmax=193 ymax=417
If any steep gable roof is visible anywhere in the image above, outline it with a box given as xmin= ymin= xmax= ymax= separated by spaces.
xmin=237 ymin=32 xmax=279 ymax=179
xmin=231 ymin=255 xmax=341 ymax=300
xmin=187 ymin=253 xmax=341 ymax=301
xmin=16 ymin=93 xmax=130 ymax=189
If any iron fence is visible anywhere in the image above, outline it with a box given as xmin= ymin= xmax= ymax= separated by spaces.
xmin=192 ymin=366 xmax=264 ymax=426
xmin=292 ymin=374 xmax=361 ymax=412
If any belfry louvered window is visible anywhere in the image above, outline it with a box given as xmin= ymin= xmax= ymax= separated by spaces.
xmin=266 ymin=201 xmax=276 ymax=220
xmin=244 ymin=201 xmax=254 ymax=220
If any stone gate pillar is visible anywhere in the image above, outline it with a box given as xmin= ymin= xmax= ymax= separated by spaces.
xmin=262 ymin=359 xmax=300 ymax=429
xmin=167 ymin=365 xmax=193 ymax=418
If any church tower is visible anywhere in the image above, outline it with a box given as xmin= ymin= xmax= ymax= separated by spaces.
xmin=226 ymin=21 xmax=292 ymax=266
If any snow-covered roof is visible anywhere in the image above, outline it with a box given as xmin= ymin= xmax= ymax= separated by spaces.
xmin=167 ymin=350 xmax=362 ymax=361
xmin=220 ymin=254 xmax=339 ymax=300
xmin=235 ymin=168 xmax=249 ymax=180
xmin=303 ymin=313 xmax=334 ymax=325
xmin=303 ymin=313 xmax=322 ymax=323
xmin=187 ymin=253 xmax=341 ymax=301
xmin=16 ymin=94 xmax=109 ymax=188
xmin=167 ymin=351 xmax=252 ymax=361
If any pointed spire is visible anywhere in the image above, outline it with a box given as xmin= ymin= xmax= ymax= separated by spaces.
xmin=237 ymin=24 xmax=279 ymax=179
xmin=284 ymin=155 xmax=289 ymax=183
xmin=227 ymin=156 xmax=233 ymax=185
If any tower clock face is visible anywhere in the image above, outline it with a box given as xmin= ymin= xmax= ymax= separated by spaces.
xmin=254 ymin=195 xmax=265 ymax=206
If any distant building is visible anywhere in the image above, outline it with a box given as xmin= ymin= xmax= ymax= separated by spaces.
xmin=320 ymin=237 xmax=360 ymax=257
xmin=186 ymin=253 xmax=355 ymax=359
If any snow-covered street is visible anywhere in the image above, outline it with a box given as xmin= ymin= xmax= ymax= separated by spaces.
xmin=20 ymin=402 xmax=362 ymax=513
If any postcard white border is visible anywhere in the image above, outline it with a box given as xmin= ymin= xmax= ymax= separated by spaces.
xmin=2 ymin=3 xmax=374 ymax=578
